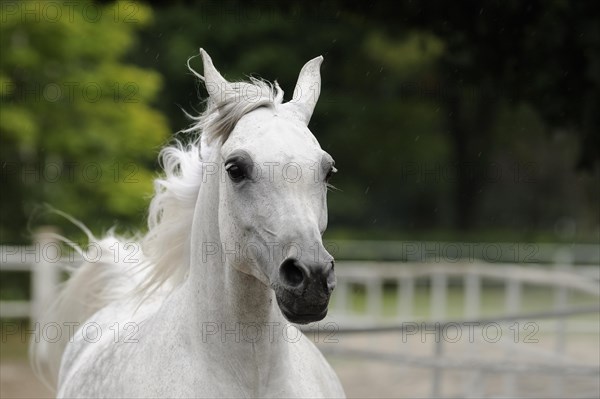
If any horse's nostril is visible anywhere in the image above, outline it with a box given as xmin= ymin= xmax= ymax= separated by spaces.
xmin=326 ymin=263 xmax=336 ymax=294
xmin=280 ymin=259 xmax=305 ymax=288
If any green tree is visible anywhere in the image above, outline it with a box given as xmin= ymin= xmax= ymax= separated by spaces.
xmin=0 ymin=1 xmax=170 ymax=243
xmin=363 ymin=0 xmax=600 ymax=230
xmin=131 ymin=0 xmax=598 ymax=240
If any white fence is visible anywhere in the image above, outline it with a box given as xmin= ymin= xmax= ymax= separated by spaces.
xmin=329 ymin=260 xmax=599 ymax=323
xmin=0 ymin=229 xmax=62 ymax=321
xmin=315 ymin=250 xmax=600 ymax=398
xmin=1 ymin=233 xmax=599 ymax=397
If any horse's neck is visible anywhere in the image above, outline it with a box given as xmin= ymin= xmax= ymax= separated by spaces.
xmin=175 ymin=165 xmax=288 ymax=369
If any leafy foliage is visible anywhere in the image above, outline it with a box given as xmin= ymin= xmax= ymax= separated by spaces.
xmin=0 ymin=0 xmax=598 ymax=244
xmin=0 ymin=1 xmax=170 ymax=243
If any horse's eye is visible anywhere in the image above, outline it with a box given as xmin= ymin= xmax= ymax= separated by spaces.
xmin=325 ymin=166 xmax=337 ymax=182
xmin=226 ymin=164 xmax=245 ymax=182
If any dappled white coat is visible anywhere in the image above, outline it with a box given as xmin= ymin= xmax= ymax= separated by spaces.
xmin=32 ymin=49 xmax=345 ymax=398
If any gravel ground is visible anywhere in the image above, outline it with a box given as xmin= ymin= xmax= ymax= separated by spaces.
xmin=1 ymin=360 xmax=52 ymax=398
xmin=2 ymin=331 xmax=598 ymax=398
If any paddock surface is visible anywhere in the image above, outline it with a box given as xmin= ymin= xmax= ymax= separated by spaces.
xmin=2 ymin=246 xmax=598 ymax=397
xmin=2 ymin=331 xmax=598 ymax=398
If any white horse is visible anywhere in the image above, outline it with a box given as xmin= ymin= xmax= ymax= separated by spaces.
xmin=31 ymin=49 xmax=345 ymax=398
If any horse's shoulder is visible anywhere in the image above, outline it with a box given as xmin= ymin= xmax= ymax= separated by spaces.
xmin=285 ymin=335 xmax=345 ymax=397
xmin=58 ymin=299 xmax=161 ymax=394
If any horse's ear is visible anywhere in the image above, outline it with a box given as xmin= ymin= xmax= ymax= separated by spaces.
xmin=284 ymin=56 xmax=323 ymax=125
xmin=199 ymin=48 xmax=229 ymax=103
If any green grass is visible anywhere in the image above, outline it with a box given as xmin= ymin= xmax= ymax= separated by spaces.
xmin=324 ymin=227 xmax=600 ymax=244
xmin=1 ymin=286 xmax=597 ymax=361
xmin=331 ymin=283 xmax=599 ymax=321
xmin=1 ymin=320 xmax=30 ymax=359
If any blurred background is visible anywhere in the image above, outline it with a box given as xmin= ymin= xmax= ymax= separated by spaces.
xmin=1 ymin=1 xmax=599 ymax=398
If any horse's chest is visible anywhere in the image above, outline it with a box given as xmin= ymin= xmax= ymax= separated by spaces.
xmin=160 ymin=344 xmax=331 ymax=397
xmin=59 ymin=325 xmax=341 ymax=398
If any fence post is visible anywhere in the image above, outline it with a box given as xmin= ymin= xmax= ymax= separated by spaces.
xmin=367 ymin=278 xmax=383 ymax=319
xmin=431 ymin=269 xmax=447 ymax=397
xmin=553 ymin=247 xmax=572 ymax=398
xmin=503 ymin=274 xmax=522 ymax=397
xmin=431 ymin=270 xmax=447 ymax=321
xmin=431 ymin=324 xmax=443 ymax=398
xmin=334 ymin=279 xmax=349 ymax=315
xmin=464 ymin=272 xmax=481 ymax=320
xmin=399 ymin=275 xmax=414 ymax=320
xmin=31 ymin=227 xmax=61 ymax=321
xmin=464 ymin=268 xmax=484 ymax=397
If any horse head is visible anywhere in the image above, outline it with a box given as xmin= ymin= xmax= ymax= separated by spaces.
xmin=199 ymin=49 xmax=337 ymax=324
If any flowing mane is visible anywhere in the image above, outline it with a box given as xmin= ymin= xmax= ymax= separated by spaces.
xmin=31 ymin=52 xmax=344 ymax=398
xmin=137 ymin=72 xmax=284 ymax=296
xmin=31 ymin=69 xmax=287 ymax=390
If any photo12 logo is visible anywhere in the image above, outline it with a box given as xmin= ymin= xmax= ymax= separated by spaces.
xmin=200 ymin=321 xmax=339 ymax=344
xmin=2 ymin=321 xmax=140 ymax=344
xmin=400 ymin=321 xmax=539 ymax=344
xmin=0 ymin=1 xmax=141 ymax=24
xmin=0 ymin=240 xmax=142 ymax=265
xmin=3 ymin=79 xmax=140 ymax=104
xmin=1 ymin=161 xmax=141 ymax=185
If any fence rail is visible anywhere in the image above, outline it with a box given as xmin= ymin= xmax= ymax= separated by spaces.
xmin=321 ymin=255 xmax=599 ymax=398
xmin=1 ymin=229 xmax=62 ymax=321
xmin=1 ymin=234 xmax=599 ymax=398
xmin=332 ymin=240 xmax=600 ymax=264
